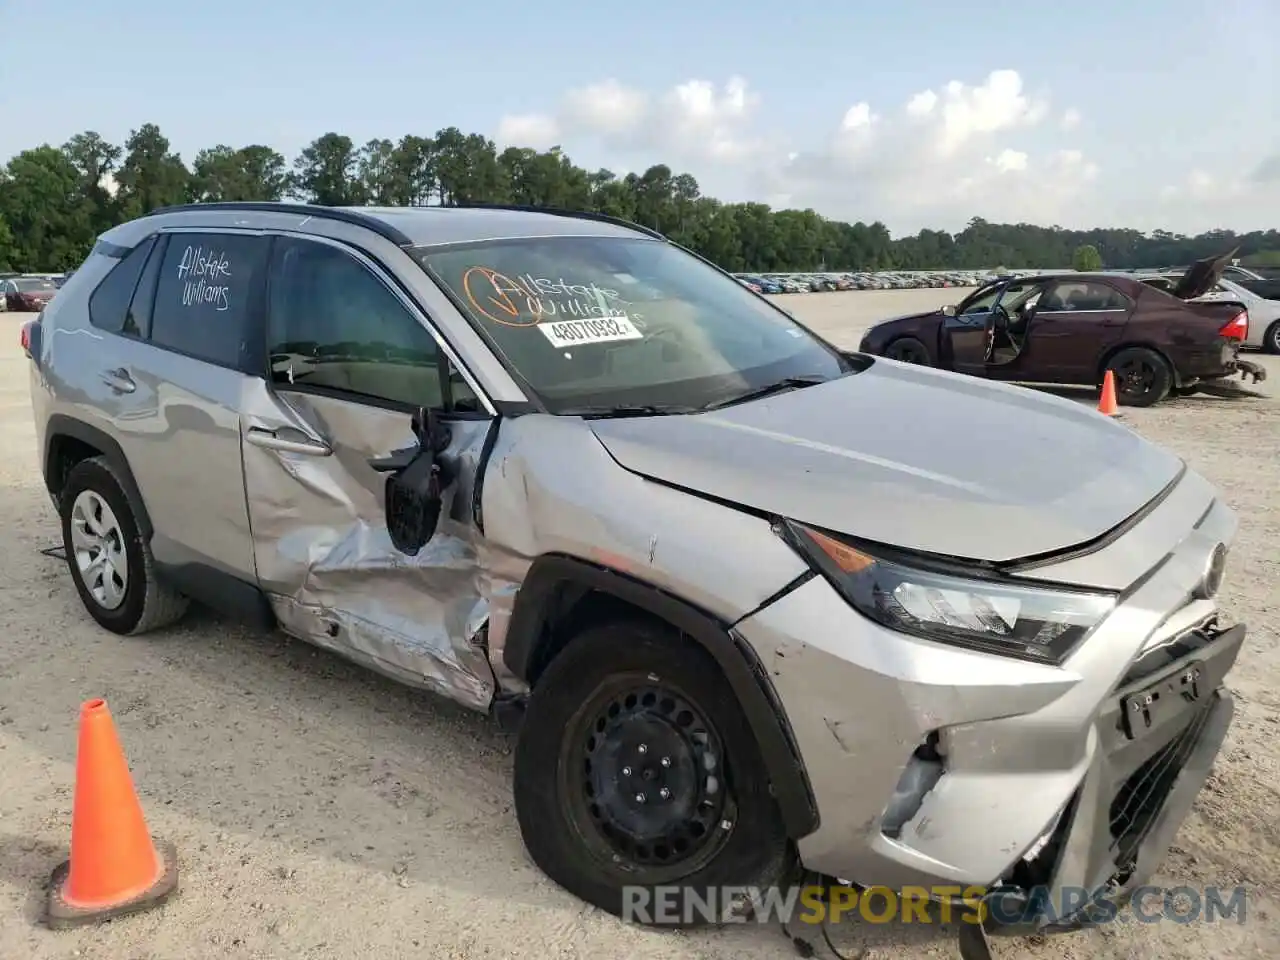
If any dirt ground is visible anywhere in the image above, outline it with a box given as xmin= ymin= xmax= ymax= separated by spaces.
xmin=1 ymin=290 xmax=1277 ymax=960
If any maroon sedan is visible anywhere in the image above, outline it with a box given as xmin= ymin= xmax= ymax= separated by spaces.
xmin=2 ymin=276 xmax=59 ymax=312
xmin=857 ymin=251 xmax=1266 ymax=406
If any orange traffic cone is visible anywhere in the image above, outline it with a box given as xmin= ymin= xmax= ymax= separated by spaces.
xmin=1098 ymin=370 xmax=1119 ymax=417
xmin=45 ymin=698 xmax=179 ymax=929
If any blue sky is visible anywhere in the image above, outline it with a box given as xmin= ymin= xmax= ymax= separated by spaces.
xmin=2 ymin=0 xmax=1277 ymax=234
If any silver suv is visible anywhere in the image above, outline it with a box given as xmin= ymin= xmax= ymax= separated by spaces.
xmin=22 ymin=202 xmax=1245 ymax=951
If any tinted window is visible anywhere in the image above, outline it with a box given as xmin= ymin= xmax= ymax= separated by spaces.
xmin=150 ymin=233 xmax=269 ymax=368
xmin=88 ymin=237 xmax=157 ymax=334
xmin=1040 ymin=281 xmax=1129 ymax=311
xmin=413 ymin=236 xmax=846 ymax=413
xmin=266 ymin=238 xmax=443 ymax=409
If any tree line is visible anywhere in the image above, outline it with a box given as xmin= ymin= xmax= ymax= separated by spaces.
xmin=1 ymin=122 xmax=1277 ymax=275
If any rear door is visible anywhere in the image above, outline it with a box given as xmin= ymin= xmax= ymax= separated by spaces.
xmin=1020 ymin=279 xmax=1132 ymax=382
xmin=93 ymin=228 xmax=268 ymax=584
xmin=238 ymin=233 xmax=498 ymax=707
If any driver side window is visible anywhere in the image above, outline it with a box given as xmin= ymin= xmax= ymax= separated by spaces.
xmin=266 ymin=238 xmax=445 ymax=409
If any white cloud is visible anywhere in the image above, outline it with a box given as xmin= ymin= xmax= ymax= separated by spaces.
xmin=495 ymin=114 xmax=560 ymax=151
xmin=495 ymin=75 xmax=766 ymax=166
xmin=494 ymin=69 xmax=1277 ymax=233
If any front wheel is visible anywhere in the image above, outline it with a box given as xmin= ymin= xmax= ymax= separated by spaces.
xmin=513 ymin=618 xmax=790 ymax=926
xmin=1105 ymin=347 xmax=1173 ymax=407
xmin=885 ymin=336 xmax=932 ymax=366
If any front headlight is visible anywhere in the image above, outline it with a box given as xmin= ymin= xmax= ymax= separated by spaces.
xmin=783 ymin=521 xmax=1116 ymax=664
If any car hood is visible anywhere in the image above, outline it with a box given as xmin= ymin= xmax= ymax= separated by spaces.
xmin=1173 ymin=248 xmax=1238 ymax=300
xmin=588 ymin=361 xmax=1184 ymax=563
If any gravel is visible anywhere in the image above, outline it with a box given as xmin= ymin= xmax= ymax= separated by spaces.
xmin=1 ymin=290 xmax=1276 ymax=959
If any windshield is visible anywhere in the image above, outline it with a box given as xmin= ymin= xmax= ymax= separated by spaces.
xmin=15 ymin=278 xmax=57 ymax=292
xmin=413 ymin=236 xmax=848 ymax=413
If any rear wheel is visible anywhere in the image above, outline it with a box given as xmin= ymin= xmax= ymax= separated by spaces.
xmin=1264 ymin=321 xmax=1280 ymax=355
xmin=1105 ymin=347 xmax=1173 ymax=407
xmin=885 ymin=336 xmax=932 ymax=366
xmin=513 ymin=618 xmax=790 ymax=926
xmin=60 ymin=457 xmax=189 ymax=635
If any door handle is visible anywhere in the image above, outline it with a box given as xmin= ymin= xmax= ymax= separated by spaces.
xmin=100 ymin=368 xmax=136 ymax=394
xmin=245 ymin=426 xmax=332 ymax=456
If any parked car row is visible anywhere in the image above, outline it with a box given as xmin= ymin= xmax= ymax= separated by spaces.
xmin=735 ymin=270 xmax=991 ymax=293
xmin=17 ymin=201 xmax=1252 ymax=958
xmin=0 ymin=273 xmax=63 ymax=312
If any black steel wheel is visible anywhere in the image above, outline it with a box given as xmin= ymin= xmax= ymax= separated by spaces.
xmin=1105 ymin=347 xmax=1173 ymax=407
xmin=569 ymin=679 xmax=732 ymax=876
xmin=514 ymin=617 xmax=790 ymax=925
xmin=885 ymin=336 xmax=932 ymax=366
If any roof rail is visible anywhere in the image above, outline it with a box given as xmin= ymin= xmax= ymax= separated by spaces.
xmin=143 ymin=201 xmax=414 ymax=246
xmin=449 ymin=202 xmax=667 ymax=241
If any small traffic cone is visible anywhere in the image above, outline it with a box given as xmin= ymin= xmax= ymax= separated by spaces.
xmin=1098 ymin=370 xmax=1119 ymax=417
xmin=45 ymin=698 xmax=179 ymax=929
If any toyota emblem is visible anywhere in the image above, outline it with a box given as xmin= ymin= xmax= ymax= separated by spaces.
xmin=1197 ymin=543 xmax=1228 ymax=599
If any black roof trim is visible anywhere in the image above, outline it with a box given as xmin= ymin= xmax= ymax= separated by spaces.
xmin=448 ymin=202 xmax=667 ymax=241
xmin=143 ymin=201 xmax=415 ymax=246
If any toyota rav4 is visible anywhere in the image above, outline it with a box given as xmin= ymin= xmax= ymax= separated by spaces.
xmin=21 ymin=202 xmax=1245 ymax=955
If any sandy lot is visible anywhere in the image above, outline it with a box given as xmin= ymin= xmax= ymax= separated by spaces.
xmin=1 ymin=290 xmax=1277 ymax=960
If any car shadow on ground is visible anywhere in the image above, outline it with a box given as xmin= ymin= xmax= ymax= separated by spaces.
xmin=1028 ymin=383 xmax=1268 ymax=407
xmin=4 ymin=555 xmax=954 ymax=956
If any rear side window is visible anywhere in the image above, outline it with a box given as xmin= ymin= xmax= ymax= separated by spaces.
xmin=150 ymin=233 xmax=269 ymax=369
xmin=88 ymin=237 xmax=157 ymax=334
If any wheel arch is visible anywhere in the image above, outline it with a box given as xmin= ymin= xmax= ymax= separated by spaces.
xmin=1097 ymin=341 xmax=1181 ymax=387
xmin=44 ymin=414 xmax=153 ymax=540
xmin=502 ymin=553 xmax=820 ymax=839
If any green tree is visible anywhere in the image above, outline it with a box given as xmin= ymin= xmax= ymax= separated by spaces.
xmin=113 ymin=124 xmax=192 ymax=218
xmin=0 ymin=146 xmax=97 ymax=270
xmin=291 ymin=133 xmax=364 ymax=206
xmin=1072 ymin=244 xmax=1103 ymax=271
xmin=192 ymin=145 xmax=288 ymax=201
xmin=4 ymin=120 xmax=1280 ymax=275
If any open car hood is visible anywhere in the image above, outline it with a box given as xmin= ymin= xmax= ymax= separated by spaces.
xmin=1172 ymin=248 xmax=1238 ymax=300
xmin=588 ymin=361 xmax=1184 ymax=564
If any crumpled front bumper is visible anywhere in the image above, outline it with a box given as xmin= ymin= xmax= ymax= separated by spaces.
xmin=732 ymin=480 xmax=1244 ymax=934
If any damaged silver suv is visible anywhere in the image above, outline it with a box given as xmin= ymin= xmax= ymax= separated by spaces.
xmin=23 ymin=202 xmax=1245 ymax=952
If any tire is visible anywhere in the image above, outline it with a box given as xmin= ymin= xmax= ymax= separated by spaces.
xmin=60 ymin=456 xmax=189 ymax=635
xmin=513 ymin=617 xmax=790 ymax=927
xmin=1105 ymin=347 xmax=1173 ymax=407
xmin=1264 ymin=321 xmax=1280 ymax=355
xmin=884 ymin=336 xmax=932 ymax=366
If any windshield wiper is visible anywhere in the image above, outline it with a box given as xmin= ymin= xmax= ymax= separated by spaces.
xmin=558 ymin=404 xmax=700 ymax=419
xmin=699 ymin=375 xmax=831 ymax=412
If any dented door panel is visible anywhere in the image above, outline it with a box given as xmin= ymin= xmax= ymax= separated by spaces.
xmin=240 ymin=381 xmax=503 ymax=710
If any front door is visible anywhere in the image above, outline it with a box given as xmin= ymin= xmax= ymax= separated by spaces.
xmin=944 ymin=282 xmax=1004 ymax=374
xmin=239 ymin=233 xmax=499 ymax=710
xmin=1019 ymin=279 xmax=1133 ymax=382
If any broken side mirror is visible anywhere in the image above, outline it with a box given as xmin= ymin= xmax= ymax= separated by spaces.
xmin=368 ymin=407 xmax=453 ymax=556
xmin=941 ymin=304 xmax=957 ymax=317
